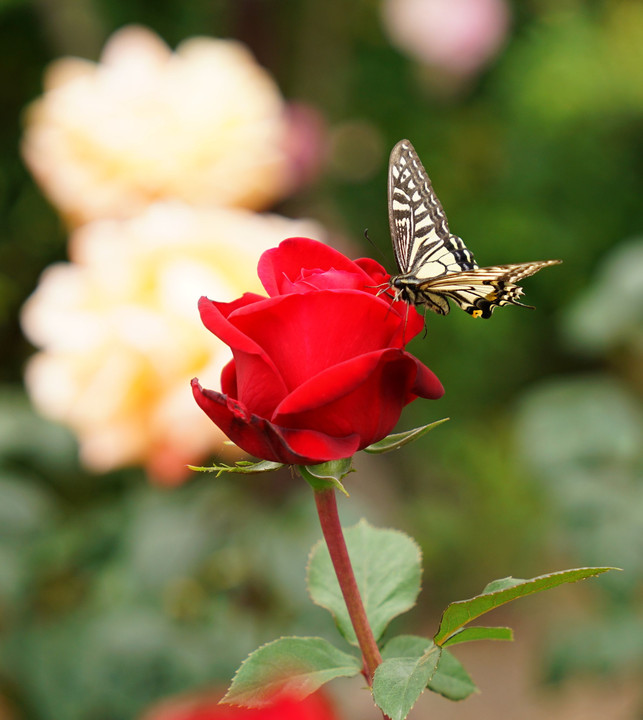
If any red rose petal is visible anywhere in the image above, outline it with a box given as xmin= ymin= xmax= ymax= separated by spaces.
xmin=273 ymin=348 xmax=443 ymax=448
xmin=258 ymin=237 xmax=383 ymax=297
xmin=198 ymin=295 xmax=266 ymax=356
xmin=412 ymin=358 xmax=446 ymax=399
xmin=354 ymin=256 xmax=390 ymax=282
xmin=191 ymin=379 xmax=361 ymax=464
xmin=282 ymin=267 xmax=372 ymax=293
xmin=198 ymin=296 xmax=288 ymax=418
xmin=220 ymin=359 xmax=237 ymax=397
xmin=229 ymin=290 xmax=416 ymax=394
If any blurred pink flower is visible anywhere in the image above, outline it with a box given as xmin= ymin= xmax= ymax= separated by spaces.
xmin=22 ymin=26 xmax=296 ymax=227
xmin=282 ymin=103 xmax=328 ymax=189
xmin=20 ymin=203 xmax=324 ymax=483
xmin=382 ymin=0 xmax=510 ymax=76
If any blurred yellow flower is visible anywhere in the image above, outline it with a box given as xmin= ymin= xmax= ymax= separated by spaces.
xmin=21 ymin=26 xmax=294 ymax=227
xmin=20 ymin=202 xmax=324 ymax=483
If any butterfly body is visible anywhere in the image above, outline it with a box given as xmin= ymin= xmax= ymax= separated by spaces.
xmin=387 ymin=139 xmax=561 ymax=318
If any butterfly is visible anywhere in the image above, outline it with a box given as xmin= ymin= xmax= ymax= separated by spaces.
xmin=387 ymin=139 xmax=561 ymax=318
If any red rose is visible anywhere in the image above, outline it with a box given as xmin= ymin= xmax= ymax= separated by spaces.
xmin=192 ymin=238 xmax=444 ymax=465
xmin=142 ymin=691 xmax=338 ymax=720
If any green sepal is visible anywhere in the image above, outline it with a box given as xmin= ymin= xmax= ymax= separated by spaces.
xmin=222 ymin=636 xmax=361 ymax=708
xmin=363 ymin=418 xmax=449 ymax=454
xmin=434 ymin=567 xmax=617 ymax=647
xmin=188 ymin=459 xmax=284 ymax=476
xmin=298 ymin=458 xmax=353 ymax=495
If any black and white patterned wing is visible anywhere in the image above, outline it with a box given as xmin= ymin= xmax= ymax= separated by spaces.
xmin=387 ymin=139 xmax=561 ymax=318
xmin=418 ymin=260 xmax=562 ymax=318
xmin=388 ymin=139 xmax=476 ymax=277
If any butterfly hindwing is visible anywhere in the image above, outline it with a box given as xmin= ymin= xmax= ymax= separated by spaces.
xmin=387 ymin=139 xmax=560 ymax=317
xmin=418 ymin=260 xmax=562 ymax=318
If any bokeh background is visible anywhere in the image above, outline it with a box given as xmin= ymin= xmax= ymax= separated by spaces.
xmin=1 ymin=1 xmax=642 ymax=718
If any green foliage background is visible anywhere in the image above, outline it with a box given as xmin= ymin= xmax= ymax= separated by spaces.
xmin=0 ymin=1 xmax=641 ymax=718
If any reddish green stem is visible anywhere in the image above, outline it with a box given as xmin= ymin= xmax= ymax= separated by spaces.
xmin=314 ymin=487 xmax=391 ymax=719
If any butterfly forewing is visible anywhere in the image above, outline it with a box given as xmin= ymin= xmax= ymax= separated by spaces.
xmin=387 ymin=139 xmax=560 ymax=318
xmin=388 ymin=140 xmax=476 ymax=277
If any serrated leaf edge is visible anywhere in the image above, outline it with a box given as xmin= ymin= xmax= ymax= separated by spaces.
xmin=378 ymin=638 xmax=480 ymax=704
xmin=434 ymin=566 xmax=617 ymax=646
xmin=222 ymin=636 xmax=361 ymax=707
xmin=372 ymin=645 xmax=442 ymax=720
xmin=306 ymin=519 xmax=423 ymax=646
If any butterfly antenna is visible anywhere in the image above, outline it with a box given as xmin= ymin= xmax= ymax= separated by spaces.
xmin=364 ymin=228 xmax=396 ymax=296
xmin=363 ymin=228 xmax=390 ymax=266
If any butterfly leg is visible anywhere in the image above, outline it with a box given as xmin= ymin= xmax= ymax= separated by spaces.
xmin=422 ymin=307 xmax=429 ymax=338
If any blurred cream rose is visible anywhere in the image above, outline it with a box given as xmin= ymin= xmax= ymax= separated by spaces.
xmin=382 ymin=0 xmax=510 ymax=77
xmin=20 ymin=203 xmax=324 ymax=483
xmin=22 ymin=26 xmax=295 ymax=227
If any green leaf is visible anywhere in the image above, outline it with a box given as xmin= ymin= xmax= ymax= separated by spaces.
xmin=442 ymin=626 xmax=513 ymax=647
xmin=428 ymin=648 xmax=478 ymax=701
xmin=380 ymin=635 xmax=478 ymax=702
xmin=482 ymin=577 xmax=525 ymax=593
xmin=381 ymin=635 xmax=432 ymax=660
xmin=188 ymin=460 xmax=284 ymax=476
xmin=372 ymin=644 xmax=441 ymax=720
xmin=223 ymin=637 xmax=361 ymax=708
xmin=298 ymin=459 xmax=354 ymax=495
xmin=363 ymin=418 xmax=449 ymax=454
xmin=307 ymin=520 xmax=422 ymax=645
xmin=434 ymin=567 xmax=616 ymax=646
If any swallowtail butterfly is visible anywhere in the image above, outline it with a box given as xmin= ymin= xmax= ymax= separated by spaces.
xmin=387 ymin=139 xmax=561 ymax=318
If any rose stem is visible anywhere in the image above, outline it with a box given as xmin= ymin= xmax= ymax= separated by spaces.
xmin=313 ymin=487 xmax=392 ymax=720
